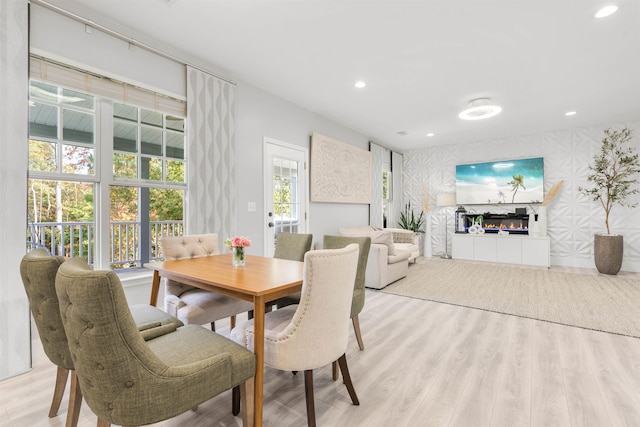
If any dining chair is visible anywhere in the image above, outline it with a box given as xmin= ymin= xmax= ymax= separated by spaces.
xmin=55 ymin=257 xmax=257 ymax=427
xmin=273 ymin=232 xmax=313 ymax=261
xmin=161 ymin=233 xmax=254 ymax=330
xmin=322 ymin=235 xmax=371 ymax=379
xmin=276 ymin=235 xmax=371 ymax=351
xmin=230 ymin=244 xmax=361 ymax=427
xmin=270 ymin=232 xmax=312 ymax=308
xmin=19 ymin=249 xmax=183 ymax=427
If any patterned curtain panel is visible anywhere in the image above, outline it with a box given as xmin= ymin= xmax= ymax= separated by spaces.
xmin=369 ymin=142 xmax=385 ymax=228
xmin=390 ymin=151 xmax=404 ymax=228
xmin=186 ymin=66 xmax=237 ymax=243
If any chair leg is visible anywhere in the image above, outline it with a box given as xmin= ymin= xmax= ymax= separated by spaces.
xmin=210 ymin=321 xmax=216 ymax=331
xmin=304 ymin=370 xmax=316 ymax=427
xmin=66 ymin=371 xmax=83 ymax=427
xmin=352 ymin=315 xmax=365 ymax=351
xmin=240 ymin=377 xmax=255 ymax=427
xmin=49 ymin=366 xmax=70 ymax=417
xmin=232 ymin=385 xmax=240 ymax=416
xmin=337 ymin=354 xmax=359 ymax=405
xmin=332 ymin=361 xmax=339 ymax=381
xmin=97 ymin=418 xmax=111 ymax=427
xmin=230 ymin=315 xmax=237 ymax=330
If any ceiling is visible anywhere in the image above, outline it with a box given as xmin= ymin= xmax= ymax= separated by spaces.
xmin=40 ymin=0 xmax=640 ymax=151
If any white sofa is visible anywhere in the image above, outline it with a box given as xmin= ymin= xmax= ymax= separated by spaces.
xmin=338 ymin=226 xmax=419 ymax=289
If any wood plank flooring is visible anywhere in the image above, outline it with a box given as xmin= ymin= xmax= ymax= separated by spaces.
xmin=2 ymin=281 xmax=640 ymax=426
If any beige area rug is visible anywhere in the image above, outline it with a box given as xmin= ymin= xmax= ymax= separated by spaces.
xmin=382 ymin=258 xmax=640 ymax=338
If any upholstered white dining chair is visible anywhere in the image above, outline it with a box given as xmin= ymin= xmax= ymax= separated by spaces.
xmin=230 ymin=244 xmax=361 ymax=427
xmin=161 ymin=233 xmax=254 ymax=330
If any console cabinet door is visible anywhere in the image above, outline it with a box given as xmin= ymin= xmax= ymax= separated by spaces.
xmin=452 ymin=234 xmax=474 ymax=260
xmin=474 ymin=236 xmax=497 ymax=262
xmin=522 ymin=237 xmax=551 ymax=267
xmin=497 ymin=237 xmax=522 ymax=264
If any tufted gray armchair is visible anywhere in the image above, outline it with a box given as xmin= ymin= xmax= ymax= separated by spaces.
xmin=19 ymin=249 xmax=184 ymax=427
xmin=55 ymin=257 xmax=256 ymax=427
xmin=161 ymin=233 xmax=254 ymax=330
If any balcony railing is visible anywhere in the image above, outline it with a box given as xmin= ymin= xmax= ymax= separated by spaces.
xmin=27 ymin=220 xmax=184 ymax=269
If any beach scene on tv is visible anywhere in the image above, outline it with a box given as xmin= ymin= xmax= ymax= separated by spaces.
xmin=455 ymin=157 xmax=544 ymax=205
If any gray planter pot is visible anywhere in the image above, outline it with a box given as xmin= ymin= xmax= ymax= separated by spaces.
xmin=594 ymin=234 xmax=623 ymax=275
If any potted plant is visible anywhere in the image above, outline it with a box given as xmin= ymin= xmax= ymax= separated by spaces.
xmin=579 ymin=127 xmax=640 ymax=274
xmin=398 ymin=202 xmax=425 ymax=234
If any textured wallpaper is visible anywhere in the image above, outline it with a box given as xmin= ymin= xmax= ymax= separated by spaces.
xmin=402 ymin=122 xmax=640 ymax=272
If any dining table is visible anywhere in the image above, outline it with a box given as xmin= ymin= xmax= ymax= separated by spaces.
xmin=145 ymin=253 xmax=304 ymax=427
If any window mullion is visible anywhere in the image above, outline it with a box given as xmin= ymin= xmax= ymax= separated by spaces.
xmin=96 ymin=99 xmax=113 ymax=269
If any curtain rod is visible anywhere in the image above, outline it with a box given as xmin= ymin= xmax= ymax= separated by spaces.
xmin=30 ymin=0 xmax=236 ymax=86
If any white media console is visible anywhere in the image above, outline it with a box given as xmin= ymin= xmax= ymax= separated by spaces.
xmin=451 ymin=233 xmax=550 ymax=267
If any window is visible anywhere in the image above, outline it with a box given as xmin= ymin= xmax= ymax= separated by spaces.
xmin=28 ymin=79 xmax=186 ymax=270
xmin=110 ymin=103 xmax=186 ymax=268
xmin=272 ymin=157 xmax=300 ymax=236
xmin=382 ymin=164 xmax=392 ymax=228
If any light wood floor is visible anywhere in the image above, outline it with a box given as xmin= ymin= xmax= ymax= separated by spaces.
xmin=3 ymin=275 xmax=640 ymax=426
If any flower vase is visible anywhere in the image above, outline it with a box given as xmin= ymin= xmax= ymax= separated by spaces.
xmin=232 ymin=246 xmax=245 ymax=267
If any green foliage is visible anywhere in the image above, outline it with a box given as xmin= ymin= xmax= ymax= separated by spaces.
xmin=579 ymin=127 xmax=640 ymax=234
xmin=508 ymin=174 xmax=526 ymax=203
xmin=273 ymin=175 xmax=292 ymax=217
xmin=398 ymin=202 xmax=425 ymax=233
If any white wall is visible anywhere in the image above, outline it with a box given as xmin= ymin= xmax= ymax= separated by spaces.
xmin=403 ymin=122 xmax=640 ymax=272
xmin=235 ymin=82 xmax=371 ymax=252
xmin=30 ymin=3 xmax=373 ymax=256
xmin=0 ymin=0 xmax=30 ymax=380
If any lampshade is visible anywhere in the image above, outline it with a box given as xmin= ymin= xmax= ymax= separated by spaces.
xmin=436 ymin=192 xmax=456 ymax=207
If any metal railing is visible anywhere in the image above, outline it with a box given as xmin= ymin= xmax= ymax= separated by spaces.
xmin=27 ymin=220 xmax=184 ymax=269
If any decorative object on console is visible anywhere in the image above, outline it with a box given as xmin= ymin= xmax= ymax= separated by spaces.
xmin=579 ymin=128 xmax=640 ymax=275
xmin=468 ymin=215 xmax=485 ymax=234
xmin=455 ymin=206 xmax=467 ymax=233
xmin=529 ymin=180 xmax=564 ymax=238
xmin=436 ymin=192 xmax=456 ymax=259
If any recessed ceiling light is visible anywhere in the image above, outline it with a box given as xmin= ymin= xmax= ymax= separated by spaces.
xmin=565 ymin=111 xmax=577 ymax=116
xmin=458 ymin=98 xmax=502 ymax=120
xmin=354 ymin=81 xmax=367 ymax=89
xmin=427 ymin=133 xmax=435 ymax=137
xmin=595 ymin=5 xmax=618 ymax=18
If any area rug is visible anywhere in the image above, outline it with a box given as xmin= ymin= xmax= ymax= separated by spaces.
xmin=381 ymin=258 xmax=640 ymax=338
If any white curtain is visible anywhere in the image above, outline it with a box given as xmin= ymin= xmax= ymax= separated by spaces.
xmin=390 ymin=151 xmax=404 ymax=228
xmin=186 ymin=66 xmax=237 ymax=244
xmin=369 ymin=142 xmax=385 ymax=228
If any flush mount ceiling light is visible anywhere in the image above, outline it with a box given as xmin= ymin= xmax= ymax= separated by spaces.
xmin=595 ymin=5 xmax=618 ymax=18
xmin=354 ymin=81 xmax=367 ymax=89
xmin=458 ymin=98 xmax=502 ymax=120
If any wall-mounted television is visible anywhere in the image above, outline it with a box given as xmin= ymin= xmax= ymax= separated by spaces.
xmin=455 ymin=157 xmax=544 ymax=205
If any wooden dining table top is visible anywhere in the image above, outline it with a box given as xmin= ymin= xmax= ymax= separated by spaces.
xmin=145 ymin=253 xmax=305 ymax=303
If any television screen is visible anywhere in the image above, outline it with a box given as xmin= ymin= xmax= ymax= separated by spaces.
xmin=455 ymin=157 xmax=544 ymax=205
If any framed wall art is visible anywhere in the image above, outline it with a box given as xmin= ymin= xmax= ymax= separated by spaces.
xmin=310 ymin=132 xmax=372 ymax=203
